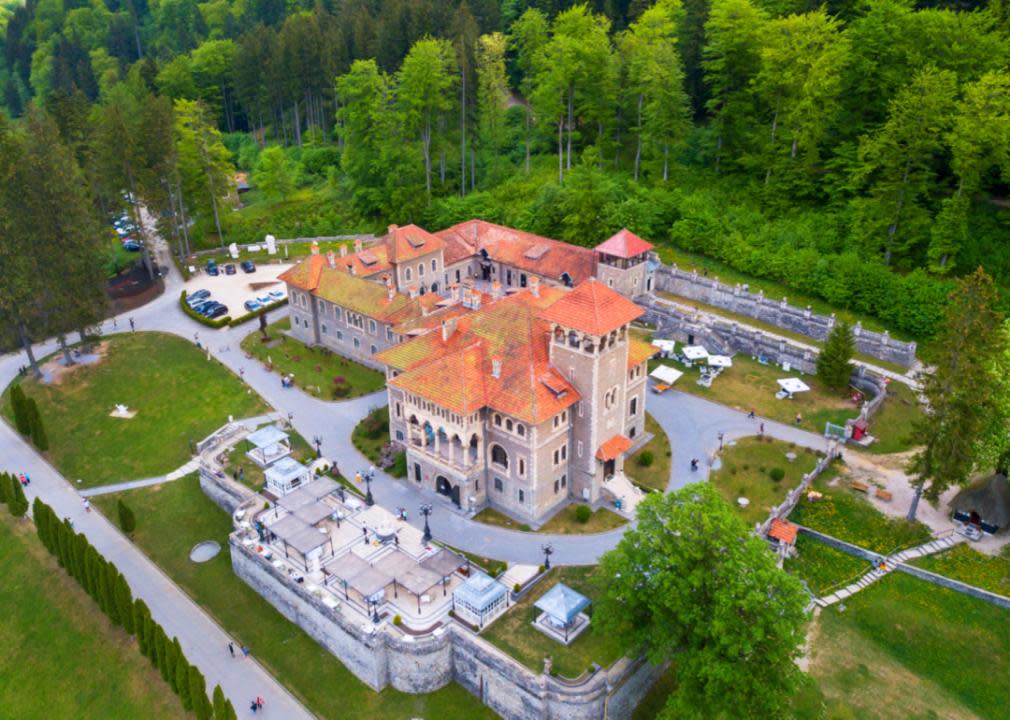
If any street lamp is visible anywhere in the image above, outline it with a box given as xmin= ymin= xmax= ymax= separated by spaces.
xmin=313 ymin=435 xmax=322 ymax=459
xmin=364 ymin=474 xmax=374 ymax=506
xmin=541 ymin=543 xmax=554 ymax=570
xmin=718 ymin=431 xmax=725 ymax=450
xmin=419 ymin=503 xmax=433 ymax=544
xmin=369 ymin=598 xmax=380 ymax=624
xmin=287 ymin=411 xmax=294 ymax=427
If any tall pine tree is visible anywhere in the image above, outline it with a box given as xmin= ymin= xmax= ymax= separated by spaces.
xmin=817 ymin=321 xmax=855 ymax=392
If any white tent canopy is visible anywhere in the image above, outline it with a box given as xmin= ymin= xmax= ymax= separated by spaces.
xmin=777 ymin=377 xmax=811 ymax=395
xmin=682 ymin=345 xmax=709 ymax=361
xmin=651 ymin=339 xmax=676 ymax=354
xmin=707 ymin=355 xmax=733 ymax=368
xmin=650 ymin=365 xmax=684 ymax=385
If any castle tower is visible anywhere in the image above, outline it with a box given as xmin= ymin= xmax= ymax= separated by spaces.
xmin=540 ymin=279 xmax=644 ymax=503
xmin=594 ymin=229 xmax=656 ymax=298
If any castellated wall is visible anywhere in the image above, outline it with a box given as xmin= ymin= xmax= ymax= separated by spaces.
xmin=229 ymin=539 xmax=662 ymax=719
xmin=654 ymin=264 xmax=917 ymax=368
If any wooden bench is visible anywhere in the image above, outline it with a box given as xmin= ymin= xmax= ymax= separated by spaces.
xmin=875 ymin=488 xmax=893 ymax=502
xmin=850 ymin=480 xmax=870 ymax=493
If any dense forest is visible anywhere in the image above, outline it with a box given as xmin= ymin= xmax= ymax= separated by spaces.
xmin=2 ymin=0 xmax=1010 ymax=339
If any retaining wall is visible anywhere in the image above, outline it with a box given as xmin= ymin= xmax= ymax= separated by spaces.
xmin=653 ymin=265 xmax=917 ymax=367
xmin=199 ymin=466 xmax=255 ymax=515
xmin=230 ymin=538 xmax=662 ymax=718
xmin=896 ymin=563 xmax=1010 ymax=610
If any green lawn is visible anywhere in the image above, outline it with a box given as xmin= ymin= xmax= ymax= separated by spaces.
xmin=473 ymin=504 xmax=627 ymax=534
xmin=0 ymin=515 xmax=186 ymax=720
xmin=482 ymin=566 xmax=624 ymax=680
xmin=914 ymin=543 xmax=1010 ymax=597
xmin=789 ymin=474 xmax=931 ymax=554
xmin=351 ymin=406 xmax=406 ymax=478
xmin=2 ymin=333 xmax=268 ymax=487
xmin=810 ymin=573 xmax=1010 ymax=720
xmin=651 ymin=353 xmax=859 ymax=435
xmin=708 ymin=437 xmax=822 ymax=526
xmin=241 ymin=318 xmax=386 ymax=400
xmin=626 ymin=412 xmax=673 ymax=492
xmin=785 ymin=534 xmax=870 ymax=596
xmin=861 ymin=381 xmax=925 ymax=455
xmin=92 ymin=476 xmax=496 ymax=720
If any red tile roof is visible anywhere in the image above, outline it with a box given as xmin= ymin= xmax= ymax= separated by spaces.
xmin=386 ymin=224 xmax=444 ymax=263
xmin=627 ymin=336 xmax=658 ymax=369
xmin=436 ymin=220 xmax=597 ymax=284
xmin=596 ymin=435 xmax=633 ymax=461
xmin=539 ymin=278 xmax=644 ymax=336
xmin=278 ymin=253 xmax=327 ymax=291
xmin=338 ymin=243 xmax=392 ymax=277
xmin=595 ymin=229 xmax=654 ymax=258
xmin=768 ymin=518 xmax=798 ymax=545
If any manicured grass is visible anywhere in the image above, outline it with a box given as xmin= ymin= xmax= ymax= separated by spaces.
xmin=0 ymin=514 xmax=186 ymax=720
xmin=785 ymin=534 xmax=869 ymax=596
xmin=2 ymin=333 xmax=268 ymax=487
xmin=225 ymin=427 xmax=316 ymax=492
xmin=482 ymin=566 xmax=624 ymax=679
xmin=91 ymin=476 xmax=496 ymax=720
xmin=650 ymin=353 xmax=859 ymax=435
xmin=351 ymin=406 xmax=406 ymax=478
xmin=861 ymin=381 xmax=925 ymax=455
xmin=789 ymin=474 xmax=931 ymax=554
xmin=626 ymin=412 xmax=673 ymax=492
xmin=813 ymin=573 xmax=1010 ymax=720
xmin=241 ymin=318 xmax=385 ymax=400
xmin=708 ymin=436 xmax=822 ymax=526
xmin=658 ymin=290 xmax=913 ymax=375
xmin=914 ymin=543 xmax=1010 ymax=597
xmin=474 ymin=505 xmax=626 ymax=534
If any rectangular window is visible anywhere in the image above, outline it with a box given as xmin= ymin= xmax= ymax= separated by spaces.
xmin=561 ymin=444 xmax=567 ymax=461
xmin=369 ymin=319 xmax=376 ymax=334
xmin=353 ymin=338 xmax=360 ymax=349
xmin=577 ymin=441 xmax=583 ymax=458
xmin=370 ymin=344 xmax=377 ymax=354
xmin=578 ymin=402 xmax=584 ymax=418
xmin=553 ymin=415 xmax=559 ymax=429
xmin=321 ymin=324 xmax=327 ymax=334
xmin=553 ymin=449 xmax=559 ymax=466
xmin=386 ymin=327 xmax=393 ymax=341
xmin=494 ymin=477 xmax=503 ymax=492
xmin=553 ymin=480 xmax=559 ymax=494
xmin=518 ymin=459 xmax=525 ymax=476
xmin=336 ymin=330 xmax=343 ymax=340
xmin=561 ymin=474 xmax=567 ymax=488
xmin=395 ymin=430 xmax=404 ymax=441
xmin=518 ymin=489 xmax=524 ymax=504
xmin=396 ymin=403 xmax=402 ymax=418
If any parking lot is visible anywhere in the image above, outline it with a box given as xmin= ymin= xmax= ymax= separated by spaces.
xmin=185 ymin=260 xmax=294 ymax=318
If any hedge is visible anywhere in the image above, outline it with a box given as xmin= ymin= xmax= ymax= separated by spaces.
xmin=227 ymin=297 xmax=289 ymax=327
xmin=180 ymin=291 xmax=231 ymax=328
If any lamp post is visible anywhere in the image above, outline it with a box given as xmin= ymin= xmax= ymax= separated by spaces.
xmin=364 ymin=474 xmax=374 ymax=506
xmin=369 ymin=598 xmax=380 ymax=624
xmin=420 ymin=503 xmax=433 ymax=544
xmin=287 ymin=411 xmax=294 ymax=428
xmin=718 ymin=431 xmax=725 ymax=450
xmin=541 ymin=543 xmax=554 ymax=570
xmin=313 ymin=435 xmax=322 ymax=459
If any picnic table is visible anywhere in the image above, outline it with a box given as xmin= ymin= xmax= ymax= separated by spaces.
xmin=850 ymin=480 xmax=870 ymax=493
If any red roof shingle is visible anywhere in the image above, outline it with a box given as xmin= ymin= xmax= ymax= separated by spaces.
xmin=595 ymin=229 xmax=654 ymax=259
xmin=596 ymin=435 xmax=633 ymax=461
xmin=539 ymin=278 xmax=644 ymax=336
xmin=769 ymin=518 xmax=798 ymax=545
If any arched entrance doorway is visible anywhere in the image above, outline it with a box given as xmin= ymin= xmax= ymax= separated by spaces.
xmin=435 ymin=476 xmax=461 ymax=507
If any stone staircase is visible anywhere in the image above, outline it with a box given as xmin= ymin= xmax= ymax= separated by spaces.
xmin=812 ymin=533 xmax=964 ymax=608
xmin=602 ymin=470 xmax=645 ymax=517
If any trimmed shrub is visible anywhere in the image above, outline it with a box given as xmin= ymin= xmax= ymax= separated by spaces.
xmin=574 ymin=505 xmax=592 ymax=523
xmin=769 ymin=467 xmax=786 ymax=483
xmin=393 ymin=614 xmax=402 ymax=626
xmin=636 ymin=450 xmax=654 ymax=468
xmin=180 ymin=291 xmax=230 ymax=328
xmin=8 ymin=475 xmax=28 ymax=517
xmin=10 ymin=385 xmax=31 ymax=435
xmin=117 ymin=499 xmax=137 ymax=534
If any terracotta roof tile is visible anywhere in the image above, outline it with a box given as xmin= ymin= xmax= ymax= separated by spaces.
xmin=769 ymin=518 xmax=798 ymax=545
xmin=386 ymin=224 xmax=444 ymax=263
xmin=595 ymin=228 xmax=654 ymax=258
xmin=539 ymin=278 xmax=644 ymax=336
xmin=627 ymin=336 xmax=658 ymax=369
xmin=596 ymin=435 xmax=633 ymax=461
xmin=278 ymin=254 xmax=327 ymax=291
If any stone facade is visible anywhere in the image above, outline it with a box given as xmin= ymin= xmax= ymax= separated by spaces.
xmin=230 ymin=538 xmax=663 ymax=719
xmin=654 ymin=264 xmax=917 ymax=368
xmin=286 ymin=287 xmax=398 ymax=370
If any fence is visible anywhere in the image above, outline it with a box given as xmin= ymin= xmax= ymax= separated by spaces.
xmin=189 ymin=234 xmax=377 ymax=259
xmin=755 ymin=446 xmax=843 ymax=538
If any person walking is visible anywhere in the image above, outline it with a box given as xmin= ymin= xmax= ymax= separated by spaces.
xmin=23 ymin=473 xmax=30 ymax=486
xmin=759 ymin=422 xmax=765 ymax=436
xmin=83 ymin=498 xmax=91 ymax=512
xmin=748 ymin=408 xmax=756 ymax=419
xmin=241 ymin=645 xmax=250 ymax=657
xmin=129 ymin=318 xmax=135 ymax=332
xmin=250 ymin=700 xmax=258 ymax=714
xmin=256 ymin=697 xmax=264 ymax=710
xmin=795 ymin=412 xmax=802 ymax=426
xmin=228 ymin=642 xmax=235 ymax=658
xmin=19 ymin=473 xmax=26 ymax=486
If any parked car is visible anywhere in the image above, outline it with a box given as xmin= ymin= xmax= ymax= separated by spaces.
xmin=256 ymin=294 xmax=272 ymax=305
xmin=206 ymin=304 xmax=228 ymax=319
xmin=244 ymin=300 xmax=262 ymax=312
xmin=206 ymin=260 xmax=219 ymax=276
xmin=187 ymin=289 xmax=211 ymax=305
xmin=241 ymin=260 xmax=256 ymax=273
xmin=193 ymin=301 xmax=217 ymax=315
xmin=224 ymin=264 xmax=237 ymax=275
xmin=268 ymin=290 xmax=286 ymax=301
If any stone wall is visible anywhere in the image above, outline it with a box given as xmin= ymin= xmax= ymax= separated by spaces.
xmin=654 ymin=265 xmax=917 ymax=368
xmin=896 ymin=563 xmax=1010 ymax=610
xmin=199 ymin=466 xmax=254 ymax=515
xmin=231 ymin=537 xmax=662 ymax=718
xmin=756 ymin=449 xmax=842 ymax=538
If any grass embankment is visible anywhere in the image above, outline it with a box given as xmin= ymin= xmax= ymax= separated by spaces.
xmin=914 ymin=544 xmax=1010 ymax=597
xmin=0 ymin=515 xmax=186 ymax=720
xmin=92 ymin=476 xmax=496 ymax=720
xmin=708 ymin=436 xmax=821 ymax=526
xmin=650 ymin=353 xmax=858 ymax=435
xmin=785 ymin=535 xmax=869 ymax=596
xmin=242 ymin=318 xmax=385 ymax=400
xmin=788 ymin=473 xmax=932 ymax=554
xmin=861 ymin=381 xmax=925 ymax=455
xmin=474 ymin=505 xmax=627 ymax=534
xmin=2 ymin=333 xmax=268 ymax=488
xmin=626 ymin=412 xmax=673 ymax=492
xmin=482 ymin=566 xmax=623 ymax=679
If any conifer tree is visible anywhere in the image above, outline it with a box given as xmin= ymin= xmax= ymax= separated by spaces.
xmin=103 ymin=563 xmax=121 ymax=625
xmin=117 ymin=499 xmax=137 ymax=534
xmin=116 ymin=572 xmax=135 ymax=634
xmin=0 ymin=473 xmax=10 ymax=506
xmin=27 ymin=398 xmax=48 ymax=451
xmin=212 ymin=686 xmax=229 ymax=720
xmin=156 ymin=627 xmax=172 ymax=682
xmin=10 ymin=386 xmax=31 ymax=435
xmin=32 ymin=497 xmax=46 ymax=541
xmin=8 ymin=476 xmax=28 ymax=517
xmin=189 ymin=665 xmax=211 ymax=720
xmin=222 ymin=697 xmax=238 ymax=720
xmin=816 ymin=320 xmax=854 ymax=393
xmin=176 ymin=658 xmax=193 ymax=710
xmin=134 ymin=600 xmax=152 ymax=654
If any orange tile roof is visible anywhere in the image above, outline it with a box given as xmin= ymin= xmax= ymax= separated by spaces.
xmin=381 ymin=289 xmax=580 ymax=424
xmin=596 ymin=434 xmax=633 ymax=461
xmin=337 ymin=242 xmax=393 ymax=277
xmin=627 ymin=336 xmax=658 ymax=369
xmin=768 ymin=518 xmax=798 ymax=545
xmin=436 ymin=220 xmax=597 ymax=285
xmin=595 ymin=228 xmax=654 ymax=258
xmin=539 ymin=278 xmax=644 ymax=336
xmin=278 ymin=253 xmax=327 ymax=291
xmin=386 ymin=224 xmax=444 ymax=263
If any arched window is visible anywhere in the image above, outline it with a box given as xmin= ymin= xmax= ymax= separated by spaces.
xmin=517 ymin=424 xmax=525 ymax=437
xmin=418 ymin=263 xmax=425 ymax=277
xmin=630 ymin=397 xmax=638 ymax=417
xmin=491 ymin=444 xmax=509 ymax=469
xmin=431 ymin=282 xmax=438 ymax=293
xmin=506 ymin=419 xmax=513 ymax=432
xmin=431 ymin=259 xmax=437 ymax=272
xmin=494 ymin=414 xmax=502 ymax=427
xmin=405 ymin=268 xmax=412 ymax=282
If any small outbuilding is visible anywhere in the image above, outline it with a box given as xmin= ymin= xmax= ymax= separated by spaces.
xmin=953 ymin=474 xmax=1010 ymax=534
xmin=533 ymin=583 xmax=591 ymax=644
xmin=453 ymin=571 xmax=508 ymax=628
xmin=264 ymin=456 xmax=311 ymax=496
xmin=245 ymin=425 xmax=292 ymax=468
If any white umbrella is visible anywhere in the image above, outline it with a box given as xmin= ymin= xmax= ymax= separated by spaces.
xmin=651 ymin=339 xmax=676 ymax=354
xmin=682 ymin=345 xmax=709 ymax=361
xmin=650 ymin=365 xmax=684 ymax=385
xmin=777 ymin=377 xmax=810 ymax=395
xmin=708 ymin=355 xmax=733 ymax=368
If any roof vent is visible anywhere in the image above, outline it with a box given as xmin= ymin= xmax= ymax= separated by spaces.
xmin=491 ymin=359 xmax=501 ymax=379
xmin=325 ymin=250 xmax=337 ymax=269
xmin=310 ymin=241 xmax=320 ymax=256
xmin=339 ymin=244 xmax=348 ymax=257
xmin=354 ymin=238 xmax=363 ymax=253
xmin=530 ymin=276 xmax=540 ymax=298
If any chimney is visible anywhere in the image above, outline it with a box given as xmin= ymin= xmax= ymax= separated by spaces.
xmin=451 ymin=283 xmax=460 ymax=303
xmin=326 ymin=250 xmax=337 ymax=269
xmin=354 ymin=238 xmax=363 ymax=254
xmin=492 ymin=281 xmax=503 ymax=300
xmin=441 ymin=318 xmax=457 ymax=343
xmin=491 ymin=358 xmax=501 ymax=379
xmin=348 ymin=265 xmax=356 ymax=276
xmin=530 ymin=276 xmax=540 ymax=298
xmin=310 ymin=241 xmax=320 ymax=255
xmin=408 ymin=286 xmax=418 ymax=299
xmin=387 ymin=285 xmax=396 ymax=301
xmin=339 ymin=244 xmax=348 ymax=257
